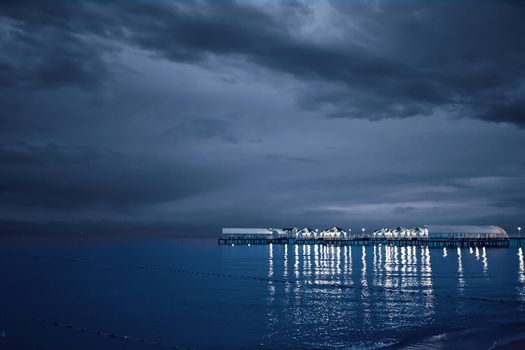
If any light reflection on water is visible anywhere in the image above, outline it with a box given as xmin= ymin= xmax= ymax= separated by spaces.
xmin=457 ymin=247 xmax=465 ymax=290
xmin=518 ymin=247 xmax=525 ymax=302
xmin=261 ymin=243 xmax=525 ymax=348
xmin=482 ymin=246 xmax=488 ymax=275
xmin=456 ymin=247 xmax=466 ymax=316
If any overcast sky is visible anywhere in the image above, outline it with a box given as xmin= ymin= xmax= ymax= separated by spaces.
xmin=1 ymin=0 xmax=524 ymax=235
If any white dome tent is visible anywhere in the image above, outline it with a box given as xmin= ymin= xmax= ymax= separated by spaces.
xmin=372 ymin=225 xmax=506 ymax=240
xmin=296 ymin=227 xmax=315 ymax=238
xmin=320 ymin=226 xmax=346 ymax=238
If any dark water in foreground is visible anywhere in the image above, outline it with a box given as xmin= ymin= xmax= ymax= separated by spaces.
xmin=1 ymin=238 xmax=525 ymax=349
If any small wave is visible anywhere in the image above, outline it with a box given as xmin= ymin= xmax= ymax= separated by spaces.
xmin=395 ymin=322 xmax=525 ymax=350
xmin=341 ymin=339 xmax=398 ymax=350
xmin=489 ymin=333 xmax=525 ymax=350
xmin=303 ymin=338 xmax=398 ymax=350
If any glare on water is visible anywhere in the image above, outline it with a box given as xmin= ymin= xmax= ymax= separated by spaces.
xmin=256 ymin=241 xmax=525 ymax=348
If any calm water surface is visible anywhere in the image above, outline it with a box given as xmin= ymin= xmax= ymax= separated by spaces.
xmin=1 ymin=237 xmax=525 ymax=349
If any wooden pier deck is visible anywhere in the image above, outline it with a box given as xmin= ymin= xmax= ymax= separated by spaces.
xmin=218 ymin=237 xmax=512 ymax=248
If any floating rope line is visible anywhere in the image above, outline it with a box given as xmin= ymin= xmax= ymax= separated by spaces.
xmin=0 ymin=310 xmax=191 ymax=349
xmin=13 ymin=253 xmax=294 ymax=284
xmin=6 ymin=253 xmax=521 ymax=306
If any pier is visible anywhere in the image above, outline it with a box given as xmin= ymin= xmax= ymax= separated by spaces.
xmin=220 ymin=225 xmax=515 ymax=248
xmin=218 ymin=237 xmax=510 ymax=248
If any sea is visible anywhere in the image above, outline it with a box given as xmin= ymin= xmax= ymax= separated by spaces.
xmin=1 ymin=237 xmax=525 ymax=349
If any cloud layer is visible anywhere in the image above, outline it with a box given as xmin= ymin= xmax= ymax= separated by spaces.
xmin=0 ymin=0 xmax=524 ymax=235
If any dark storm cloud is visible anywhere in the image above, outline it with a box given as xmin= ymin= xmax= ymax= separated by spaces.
xmin=1 ymin=0 xmax=525 ymax=234
xmin=0 ymin=142 xmax=123 ymax=166
xmin=2 ymin=0 xmax=525 ymax=124
xmin=490 ymin=196 xmax=525 ymax=209
xmin=0 ymin=142 xmax=229 ymax=210
xmin=477 ymin=99 xmax=525 ymax=126
xmin=264 ymin=153 xmax=318 ymax=164
xmin=0 ymin=4 xmax=111 ymax=89
xmin=163 ymin=118 xmax=239 ymax=144
xmin=128 ymin=0 xmax=525 ymax=125
xmin=393 ymin=206 xmax=415 ymax=215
